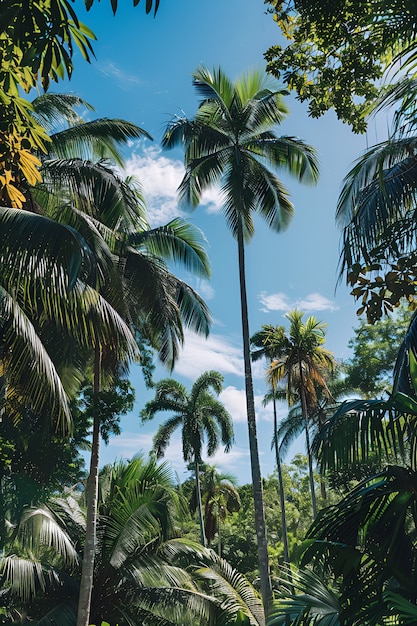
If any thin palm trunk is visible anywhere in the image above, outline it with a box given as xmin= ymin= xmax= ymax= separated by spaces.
xmin=77 ymin=347 xmax=101 ymax=626
xmin=237 ymin=220 xmax=271 ymax=618
xmin=194 ymin=457 xmax=206 ymax=547
xmin=272 ymin=395 xmax=290 ymax=564
xmin=217 ymin=502 xmax=222 ymax=556
xmin=317 ymin=417 xmax=327 ymax=500
xmin=298 ymin=357 xmax=317 ymax=520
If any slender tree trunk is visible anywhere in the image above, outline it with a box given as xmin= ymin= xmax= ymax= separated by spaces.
xmin=217 ymin=503 xmax=222 ymax=557
xmin=237 ymin=221 xmax=271 ymax=620
xmin=318 ymin=417 xmax=327 ymax=501
xmin=298 ymin=358 xmax=317 ymax=520
xmin=195 ymin=457 xmax=206 ymax=547
xmin=77 ymin=347 xmax=101 ymax=626
xmin=272 ymin=396 xmax=290 ymax=564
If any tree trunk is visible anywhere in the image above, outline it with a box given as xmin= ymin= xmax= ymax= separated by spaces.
xmin=77 ymin=347 xmax=101 ymax=626
xmin=195 ymin=456 xmax=206 ymax=547
xmin=272 ymin=396 xmax=290 ymax=564
xmin=237 ymin=221 xmax=271 ymax=620
xmin=298 ymin=358 xmax=317 ymax=520
xmin=217 ymin=502 xmax=222 ymax=557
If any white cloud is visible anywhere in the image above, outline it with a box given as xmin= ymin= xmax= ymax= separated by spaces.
xmin=220 ymin=385 xmax=272 ymax=424
xmin=174 ymin=330 xmax=244 ymax=379
xmin=258 ymin=292 xmax=291 ymax=313
xmin=195 ymin=279 xmax=215 ymax=301
xmin=258 ymin=291 xmax=339 ymax=314
xmin=101 ymin=432 xmax=154 ymax=463
xmin=124 ymin=146 xmax=184 ymax=225
xmin=297 ymin=293 xmax=340 ymax=312
xmin=200 ymin=186 xmax=224 ymax=214
xmin=123 ymin=146 xmax=224 ymax=226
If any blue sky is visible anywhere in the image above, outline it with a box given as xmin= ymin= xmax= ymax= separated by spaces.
xmin=63 ymin=0 xmax=379 ymax=484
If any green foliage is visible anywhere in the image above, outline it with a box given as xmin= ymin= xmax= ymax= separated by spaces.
xmin=0 ymin=0 xmax=160 ymax=206
xmin=76 ymin=375 xmax=135 ymax=444
xmin=270 ymin=565 xmax=341 ymax=626
xmin=335 ymin=78 xmax=417 ymax=322
xmin=0 ymin=0 xmax=96 ymax=205
xmin=264 ymin=0 xmax=417 ymax=132
xmin=344 ymin=306 xmax=410 ymax=397
xmin=0 ymin=407 xmax=88 ymax=528
xmin=297 ymin=465 xmax=417 ymax=624
xmin=221 ymin=457 xmax=321 ymax=582
xmin=0 ymin=456 xmax=264 ymax=626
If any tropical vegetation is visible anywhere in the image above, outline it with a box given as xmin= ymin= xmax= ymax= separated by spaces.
xmin=141 ymin=370 xmax=234 ymax=548
xmin=4 ymin=0 xmax=417 ymax=625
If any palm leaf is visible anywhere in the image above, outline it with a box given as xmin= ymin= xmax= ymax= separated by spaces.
xmin=35 ymin=603 xmax=77 ymax=625
xmin=0 ymin=287 xmax=72 ymax=431
xmin=194 ymin=552 xmax=264 ymax=626
xmin=47 ymin=118 xmax=152 ymax=166
xmin=270 ymin=566 xmax=341 ymax=626
xmin=315 ymin=397 xmax=406 ymax=473
xmin=19 ymin=506 xmax=78 ymax=566
xmin=130 ymin=218 xmax=211 ymax=279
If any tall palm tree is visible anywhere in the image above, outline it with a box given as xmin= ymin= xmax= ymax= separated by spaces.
xmin=3 ymin=93 xmax=212 ymax=626
xmin=162 ymin=65 xmax=319 ymax=612
xmin=141 ymin=370 xmax=234 ymax=548
xmin=251 ymin=325 xmax=290 ymax=564
xmin=266 ymin=311 xmax=336 ymax=519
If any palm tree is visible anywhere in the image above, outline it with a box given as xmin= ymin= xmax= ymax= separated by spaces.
xmin=251 ymin=325 xmax=290 ymax=564
xmin=266 ymin=311 xmax=336 ymax=519
xmin=162 ymin=65 xmax=319 ymax=612
xmin=141 ymin=370 xmax=234 ymax=547
xmin=196 ymin=465 xmax=240 ymax=554
xmin=275 ymin=372 xmax=353 ymax=500
xmin=1 ymin=93 xmax=212 ymax=626
xmin=290 ymin=321 xmax=417 ymax=624
xmin=0 ymin=455 xmax=264 ymax=626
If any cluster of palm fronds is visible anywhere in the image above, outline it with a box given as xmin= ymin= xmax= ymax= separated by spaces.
xmin=0 ymin=455 xmax=264 ymax=626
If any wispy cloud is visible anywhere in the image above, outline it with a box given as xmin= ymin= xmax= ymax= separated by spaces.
xmin=101 ymin=432 xmax=154 ymax=463
xmin=124 ymin=147 xmax=224 ymax=226
xmin=259 ymin=291 xmax=339 ymax=314
xmin=195 ymin=279 xmax=215 ymax=301
xmin=98 ymin=61 xmax=143 ymax=87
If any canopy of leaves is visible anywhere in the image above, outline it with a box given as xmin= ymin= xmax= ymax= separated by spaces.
xmin=0 ymin=0 xmax=160 ymax=205
xmin=344 ymin=306 xmax=410 ymax=397
xmin=264 ymin=0 xmax=417 ymax=132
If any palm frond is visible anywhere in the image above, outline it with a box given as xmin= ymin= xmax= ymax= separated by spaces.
xmin=315 ymin=397 xmax=406 ymax=472
xmin=270 ymin=566 xmax=341 ymax=626
xmin=19 ymin=507 xmax=78 ymax=566
xmin=130 ymin=218 xmax=211 ymax=280
xmin=47 ymin=118 xmax=152 ymax=166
